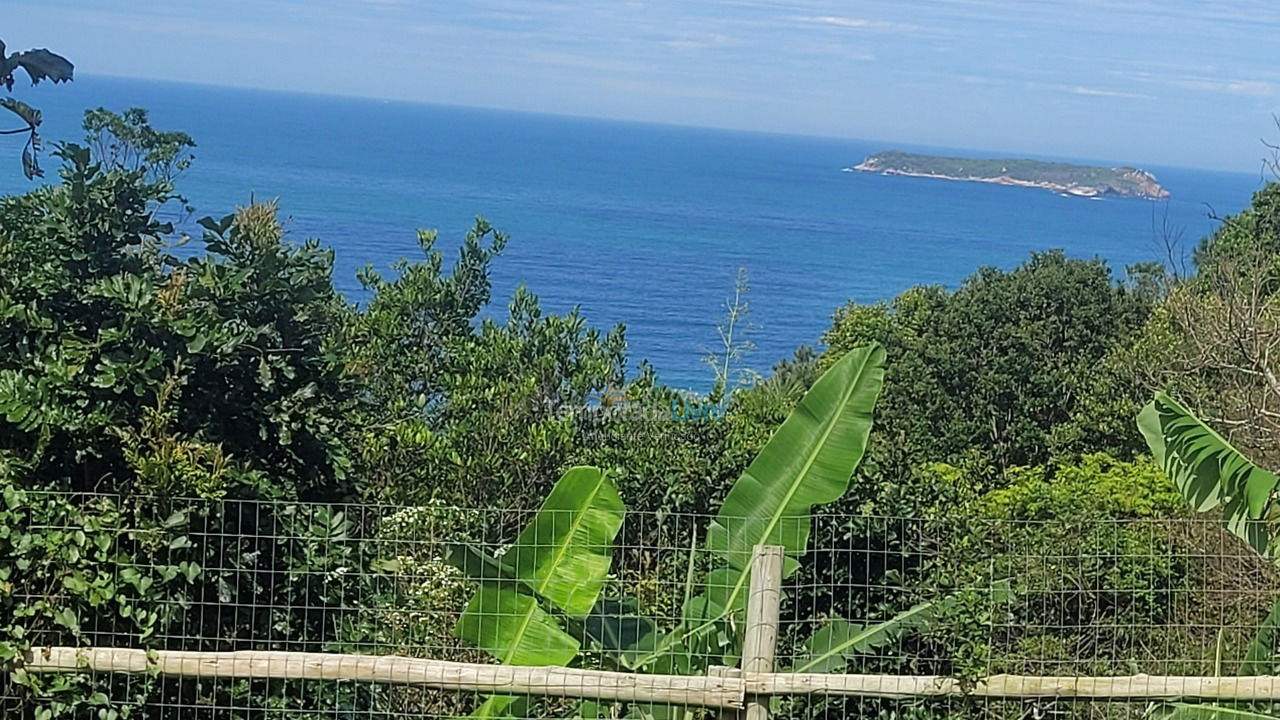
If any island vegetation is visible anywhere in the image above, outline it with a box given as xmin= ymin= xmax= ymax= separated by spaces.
xmin=851 ymin=150 xmax=1170 ymax=199
xmin=5 ymin=38 xmax=1280 ymax=720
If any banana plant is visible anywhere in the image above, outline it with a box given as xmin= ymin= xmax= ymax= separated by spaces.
xmin=1138 ymin=392 xmax=1280 ymax=717
xmin=450 ymin=465 xmax=626 ymax=718
xmin=660 ymin=342 xmax=888 ymax=668
xmin=450 ymin=344 xmax=948 ymax=717
xmin=1138 ymin=391 xmax=1280 ymax=557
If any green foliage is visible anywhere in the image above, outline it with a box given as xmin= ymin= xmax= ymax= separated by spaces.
xmin=444 ymin=345 xmax=944 ymax=720
xmin=345 ymin=222 xmax=630 ymax=513
xmin=1128 ymin=184 xmax=1280 ymax=472
xmin=0 ymin=479 xmax=381 ymax=712
xmin=419 ymin=286 xmax=627 ymax=510
xmin=1195 ymin=183 xmax=1280 ymax=282
xmin=341 ymin=217 xmax=784 ymax=539
xmin=792 ymin=599 xmax=953 ymax=673
xmin=0 ymin=482 xmax=199 ymax=718
xmin=1 ymin=39 xmax=74 ymax=180
xmin=456 ymin=586 xmax=582 ymax=664
xmin=707 ymin=343 xmax=885 ymax=573
xmin=822 ymin=250 xmax=1154 ymax=512
xmin=83 ymin=107 xmax=195 ymax=192
xmin=0 ymin=141 xmax=352 ymax=499
xmin=923 ymin=454 xmax=1192 ymax=679
xmin=638 ymin=344 xmax=888 ymax=676
xmin=0 ymin=111 xmax=377 ymax=718
xmin=1139 ymin=392 xmax=1280 ymax=556
xmin=0 ymin=105 xmax=350 ymax=502
xmin=1240 ymin=598 xmax=1280 ymax=675
xmin=508 ymin=466 xmax=626 ymax=616
xmin=451 ymin=467 xmax=625 ymax=716
xmin=795 ymin=254 xmax=1160 ymax=687
xmin=0 ymin=487 xmax=403 ymax=717
xmin=973 ymin=453 xmax=1184 ymax=520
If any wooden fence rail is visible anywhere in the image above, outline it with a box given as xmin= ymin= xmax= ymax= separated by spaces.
xmin=20 ymin=647 xmax=746 ymax=709
xmin=753 ymin=673 xmax=1280 ymax=701
xmin=22 ymin=647 xmax=1280 ymax=706
xmin=16 ymin=547 xmax=1280 ymax=712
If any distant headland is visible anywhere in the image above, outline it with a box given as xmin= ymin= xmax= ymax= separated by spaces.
xmin=846 ymin=151 xmax=1170 ymax=199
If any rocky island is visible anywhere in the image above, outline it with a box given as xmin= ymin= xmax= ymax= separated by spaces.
xmin=847 ymin=150 xmax=1169 ymax=199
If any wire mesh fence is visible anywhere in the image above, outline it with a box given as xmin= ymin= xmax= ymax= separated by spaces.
xmin=3 ymin=491 xmax=1278 ymax=719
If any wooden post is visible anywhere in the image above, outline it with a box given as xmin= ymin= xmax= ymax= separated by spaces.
xmin=737 ymin=544 xmax=784 ymax=720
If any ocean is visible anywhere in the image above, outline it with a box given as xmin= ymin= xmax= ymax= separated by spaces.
xmin=0 ymin=76 xmax=1264 ymax=389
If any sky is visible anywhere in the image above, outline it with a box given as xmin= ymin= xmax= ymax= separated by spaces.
xmin=7 ymin=0 xmax=1280 ymax=172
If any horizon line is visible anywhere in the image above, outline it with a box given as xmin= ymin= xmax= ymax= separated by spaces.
xmin=58 ymin=72 xmax=1271 ymax=177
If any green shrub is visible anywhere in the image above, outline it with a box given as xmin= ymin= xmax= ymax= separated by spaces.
xmin=923 ymin=454 xmax=1192 ymax=678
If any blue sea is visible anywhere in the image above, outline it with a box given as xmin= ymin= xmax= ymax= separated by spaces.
xmin=0 ymin=76 xmax=1264 ymax=388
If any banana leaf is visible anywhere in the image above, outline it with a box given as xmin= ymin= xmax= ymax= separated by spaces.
xmin=455 ymin=584 xmax=580 ymax=665
xmin=452 ymin=466 xmax=625 ymax=718
xmin=1138 ymin=392 xmax=1279 ymax=555
xmin=1240 ymin=596 xmax=1280 ymax=675
xmin=452 ymin=584 xmax=578 ymax=719
xmin=706 ymin=343 xmax=886 ymax=574
xmin=444 ymin=543 xmax=521 ymax=585
xmin=792 ymin=581 xmax=1011 ymax=673
xmin=584 ymin=598 xmax=659 ymax=669
xmin=792 ymin=600 xmax=946 ymax=673
xmin=637 ymin=345 xmax=885 ymax=672
xmin=509 ymin=465 xmax=625 ymax=617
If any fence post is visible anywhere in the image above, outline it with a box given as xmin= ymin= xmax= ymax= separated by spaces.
xmin=736 ymin=544 xmax=784 ymax=720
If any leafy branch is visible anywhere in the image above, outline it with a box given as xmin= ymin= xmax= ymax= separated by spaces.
xmin=702 ymin=267 xmax=757 ymax=401
xmin=0 ymin=38 xmax=74 ymax=179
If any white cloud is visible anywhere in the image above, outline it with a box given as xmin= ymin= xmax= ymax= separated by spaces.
xmin=805 ymin=16 xmax=882 ymax=28
xmin=1174 ymin=78 xmax=1274 ymax=97
xmin=1112 ymin=69 xmax=1275 ymax=97
xmin=661 ymin=33 xmax=741 ymax=51
xmin=1072 ymin=85 xmax=1151 ymax=99
xmin=525 ymin=51 xmax=652 ymax=74
xmin=792 ymin=15 xmax=913 ymax=32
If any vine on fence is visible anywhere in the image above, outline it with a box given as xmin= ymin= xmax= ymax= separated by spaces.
xmin=0 ymin=485 xmax=189 ymax=719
